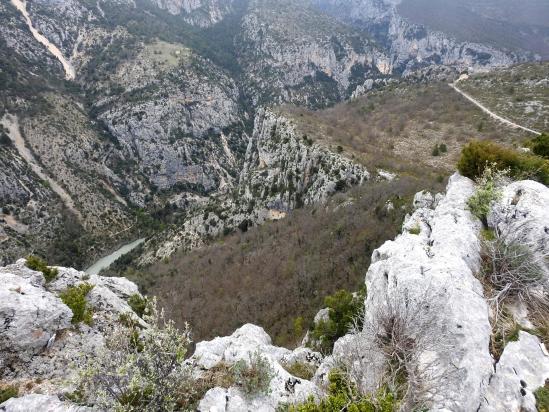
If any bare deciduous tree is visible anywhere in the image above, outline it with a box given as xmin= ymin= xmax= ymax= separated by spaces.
xmin=479 ymin=220 xmax=549 ymax=351
xmin=335 ymin=286 xmax=456 ymax=411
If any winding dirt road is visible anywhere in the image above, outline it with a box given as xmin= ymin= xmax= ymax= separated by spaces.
xmin=10 ymin=0 xmax=75 ymax=80
xmin=450 ymin=75 xmax=541 ymax=136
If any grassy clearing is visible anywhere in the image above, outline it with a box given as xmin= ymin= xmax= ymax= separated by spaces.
xmin=141 ymin=40 xmax=190 ymax=68
xmin=281 ymin=82 xmax=529 ymax=176
xmin=459 ymin=63 xmax=549 ymax=132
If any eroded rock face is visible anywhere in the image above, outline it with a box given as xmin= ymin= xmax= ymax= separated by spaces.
xmin=192 ymin=324 xmax=322 ymax=411
xmin=0 ymin=394 xmax=94 ymax=412
xmin=237 ymin=0 xmax=390 ymax=107
xmin=97 ymin=50 xmax=245 ymax=192
xmin=138 ymin=108 xmax=372 ymax=263
xmin=319 ymin=174 xmax=549 ymax=411
xmin=310 ymin=0 xmax=523 ymax=75
xmin=150 ymin=0 xmax=237 ymax=26
xmin=0 ymin=259 xmax=141 ymax=385
xmin=479 ymin=331 xmax=549 ymax=412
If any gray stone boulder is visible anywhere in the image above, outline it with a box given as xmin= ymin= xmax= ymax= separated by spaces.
xmin=0 ymin=259 xmax=141 ymax=386
xmin=489 ymin=180 xmax=549 ymax=249
xmin=0 ymin=271 xmax=72 ymax=374
xmin=193 ymin=324 xmax=322 ymax=411
xmin=0 ymin=394 xmax=94 ymax=412
xmin=488 ymin=179 xmax=549 ymax=280
xmin=479 ymin=331 xmax=549 ymax=412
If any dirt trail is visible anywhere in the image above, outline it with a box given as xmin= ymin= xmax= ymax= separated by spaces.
xmin=450 ymin=75 xmax=541 ymax=136
xmin=1 ymin=114 xmax=83 ymax=221
xmin=10 ymin=0 xmax=76 ymax=80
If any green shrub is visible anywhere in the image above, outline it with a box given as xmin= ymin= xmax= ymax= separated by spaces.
xmin=431 ymin=145 xmax=440 ymax=156
xmin=127 ymin=294 xmax=150 ymax=318
xmin=310 ymin=289 xmax=365 ymax=353
xmin=60 ymin=283 xmax=94 ymax=325
xmin=77 ymin=300 xmax=194 ymax=411
xmin=457 ymin=140 xmax=549 ymax=184
xmin=283 ymin=369 xmax=398 ymax=412
xmin=0 ymin=385 xmax=18 ymax=404
xmin=281 ymin=361 xmax=317 ymax=380
xmin=531 ymin=133 xmax=549 ymax=159
xmin=408 ymin=225 xmax=421 ymax=235
xmin=480 ymin=228 xmax=496 ymax=241
xmin=439 ymin=143 xmax=447 ymax=153
xmin=535 ymin=380 xmax=549 ymax=412
xmin=232 ymin=351 xmax=274 ymax=398
xmin=467 ymin=165 xmax=505 ymax=226
xmin=26 ymin=255 xmax=58 ymax=282
xmin=293 ymin=316 xmax=305 ymax=342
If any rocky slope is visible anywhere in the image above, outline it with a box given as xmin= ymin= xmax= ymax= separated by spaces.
xmin=235 ymin=0 xmax=392 ymax=107
xmin=0 ymin=259 xmax=323 ymax=411
xmin=0 ymin=0 xmax=539 ymax=268
xmin=138 ymin=108 xmax=372 ymax=263
xmin=317 ymin=174 xmax=549 ymax=411
xmin=311 ymin=0 xmax=526 ymax=76
xmin=151 ymin=0 xmax=239 ymax=27
xmin=0 ymin=259 xmax=141 ymax=390
xmin=2 ymin=173 xmax=548 ymax=411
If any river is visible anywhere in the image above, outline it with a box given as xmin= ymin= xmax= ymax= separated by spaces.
xmin=85 ymin=238 xmax=145 ymax=276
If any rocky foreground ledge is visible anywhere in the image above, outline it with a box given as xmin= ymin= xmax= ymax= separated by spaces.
xmin=1 ymin=173 xmax=549 ymax=411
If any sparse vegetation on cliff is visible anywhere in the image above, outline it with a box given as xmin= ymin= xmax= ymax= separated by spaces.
xmin=232 ymin=351 xmax=275 ymax=398
xmin=458 ymin=140 xmax=549 ymax=184
xmin=466 ymin=165 xmax=506 ymax=226
xmin=284 ymin=369 xmax=397 ymax=412
xmin=60 ymin=283 xmax=94 ymax=325
xmin=309 ymin=288 xmax=365 ymax=353
xmin=26 ymin=255 xmax=58 ymax=282
xmin=76 ymin=301 xmax=194 ymax=411
xmin=535 ymin=381 xmax=549 ymax=412
xmin=0 ymin=385 xmax=18 ymax=404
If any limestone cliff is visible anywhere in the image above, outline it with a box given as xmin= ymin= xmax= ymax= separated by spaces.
xmin=311 ymin=0 xmax=525 ymax=76
xmin=2 ymin=174 xmax=548 ymax=411
xmin=138 ymin=108 xmax=372 ymax=263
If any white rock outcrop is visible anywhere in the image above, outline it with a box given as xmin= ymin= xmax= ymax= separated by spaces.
xmin=0 ymin=259 xmax=142 ymax=385
xmin=193 ymin=324 xmax=322 ymax=411
xmin=318 ymin=174 xmax=549 ymax=411
xmin=479 ymin=331 xmax=549 ymax=412
xmin=0 ymin=394 xmax=93 ymax=412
